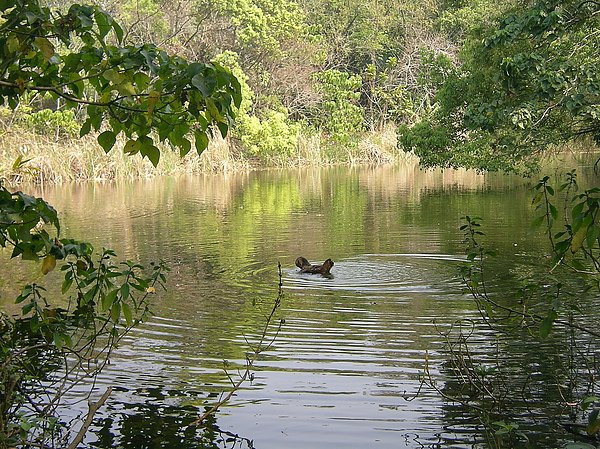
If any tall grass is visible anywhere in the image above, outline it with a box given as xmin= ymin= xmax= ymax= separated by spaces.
xmin=269 ymin=124 xmax=414 ymax=168
xmin=0 ymin=124 xmax=413 ymax=185
xmin=0 ymin=129 xmax=252 ymax=185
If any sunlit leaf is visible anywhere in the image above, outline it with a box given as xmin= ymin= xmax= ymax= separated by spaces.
xmin=570 ymin=225 xmax=588 ymax=253
xmin=122 ymin=302 xmax=133 ymax=325
xmin=110 ymin=302 xmax=121 ymax=323
xmin=34 ymin=37 xmax=54 ymax=61
xmin=94 ymin=10 xmax=111 ymax=39
xmin=123 ymin=139 xmax=141 ymax=155
xmin=41 ymin=255 xmax=56 ymax=275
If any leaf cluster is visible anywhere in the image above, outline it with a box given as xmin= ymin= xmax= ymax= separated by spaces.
xmin=0 ymin=0 xmax=242 ymax=166
xmin=0 ymin=179 xmax=168 ymax=446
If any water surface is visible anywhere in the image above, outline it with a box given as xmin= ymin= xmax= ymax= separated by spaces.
xmin=2 ymin=163 xmax=598 ymax=448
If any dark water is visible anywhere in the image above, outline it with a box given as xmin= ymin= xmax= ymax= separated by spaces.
xmin=2 ymin=163 xmax=599 ymax=448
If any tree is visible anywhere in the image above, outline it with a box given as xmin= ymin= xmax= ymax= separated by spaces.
xmin=0 ymin=0 xmax=241 ymax=165
xmin=399 ymin=0 xmax=600 ymax=172
xmin=0 ymin=0 xmax=240 ymax=446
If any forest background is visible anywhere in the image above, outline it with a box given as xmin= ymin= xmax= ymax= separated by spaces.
xmin=1 ymin=1 xmax=600 ymax=446
xmin=5 ymin=0 xmax=589 ymax=183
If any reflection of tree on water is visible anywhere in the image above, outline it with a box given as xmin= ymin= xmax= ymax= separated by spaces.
xmin=91 ymin=387 xmax=255 ymax=449
xmin=429 ymin=304 xmax=600 ymax=447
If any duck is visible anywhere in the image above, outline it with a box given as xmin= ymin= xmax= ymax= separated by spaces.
xmin=295 ymin=256 xmax=334 ymax=275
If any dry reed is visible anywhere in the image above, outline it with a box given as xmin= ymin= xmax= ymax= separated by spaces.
xmin=0 ymin=125 xmax=414 ymax=185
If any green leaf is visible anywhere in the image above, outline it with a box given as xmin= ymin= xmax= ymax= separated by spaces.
xmin=585 ymin=225 xmax=598 ymax=249
xmin=205 ymin=97 xmax=223 ymax=122
xmin=110 ymin=302 xmax=121 ymax=323
xmin=94 ymin=10 xmax=111 ymax=39
xmin=572 ymin=202 xmax=585 ymax=220
xmin=531 ymin=191 xmax=543 ymax=205
xmin=582 ymin=395 xmax=599 ymax=411
xmin=123 ymin=139 xmax=141 ymax=155
xmin=102 ymin=288 xmax=118 ymax=311
xmin=6 ymin=34 xmax=19 ymax=53
xmin=113 ymin=20 xmax=124 ymax=43
xmin=571 ymin=225 xmax=589 ymax=254
xmin=41 ymin=255 xmax=56 ymax=275
xmin=61 ymin=277 xmax=73 ymax=294
xmin=22 ymin=302 xmax=35 ymax=315
xmin=217 ymin=121 xmax=228 ymax=138
xmin=122 ymin=302 xmax=133 ymax=325
xmin=194 ymin=131 xmax=209 ymax=155
xmin=179 ymin=138 xmax=191 ymax=157
xmin=120 ymin=283 xmax=130 ymax=301
xmin=133 ymin=72 xmax=150 ymax=91
xmin=531 ymin=215 xmax=545 ymax=228
xmin=80 ymin=118 xmax=92 ymax=137
xmin=102 ymin=69 xmax=126 ymax=85
xmin=53 ymin=332 xmax=65 ymax=349
xmin=191 ymin=74 xmax=212 ymax=96
xmin=34 ymin=37 xmax=55 ymax=62
xmin=144 ymin=144 xmax=160 ymax=167
xmin=97 ymin=130 xmax=116 ymax=153
xmin=539 ymin=309 xmax=557 ymax=338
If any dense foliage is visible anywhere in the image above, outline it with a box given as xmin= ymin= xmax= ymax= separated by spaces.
xmin=0 ymin=0 xmax=523 ymax=166
xmin=0 ymin=0 xmax=241 ymax=165
xmin=4 ymin=0 xmax=597 ymax=169
xmin=400 ymin=0 xmax=600 ymax=171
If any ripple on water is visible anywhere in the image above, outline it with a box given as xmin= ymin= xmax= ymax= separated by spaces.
xmin=283 ymin=253 xmax=466 ymax=295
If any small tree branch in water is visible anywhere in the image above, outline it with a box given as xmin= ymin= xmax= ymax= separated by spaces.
xmin=189 ymin=263 xmax=284 ymax=426
xmin=67 ymin=386 xmax=113 ymax=449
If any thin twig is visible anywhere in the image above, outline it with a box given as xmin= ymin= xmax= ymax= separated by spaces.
xmin=189 ymin=263 xmax=284 ymax=426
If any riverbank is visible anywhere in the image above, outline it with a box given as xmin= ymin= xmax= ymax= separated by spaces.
xmin=0 ymin=124 xmax=409 ymax=185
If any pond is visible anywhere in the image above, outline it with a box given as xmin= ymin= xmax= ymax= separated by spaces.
xmin=2 ymin=161 xmax=599 ymax=448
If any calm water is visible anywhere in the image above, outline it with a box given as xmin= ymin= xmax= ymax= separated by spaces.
xmin=2 ymin=163 xmax=599 ymax=448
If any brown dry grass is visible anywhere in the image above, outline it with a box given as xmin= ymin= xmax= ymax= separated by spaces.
xmin=0 ymin=125 xmax=413 ymax=185
xmin=0 ymin=130 xmax=252 ymax=185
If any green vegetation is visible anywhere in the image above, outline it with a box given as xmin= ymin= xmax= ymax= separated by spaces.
xmin=2 ymin=0 xmax=598 ymax=179
xmin=0 ymin=179 xmax=169 ymax=447
xmin=432 ymin=174 xmax=600 ymax=446
xmin=399 ymin=0 xmax=600 ymax=172
xmin=0 ymin=0 xmax=240 ymax=446
xmin=1 ymin=0 xmax=600 ymax=445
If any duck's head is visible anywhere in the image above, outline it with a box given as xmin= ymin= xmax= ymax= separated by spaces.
xmin=295 ymin=256 xmax=310 ymax=269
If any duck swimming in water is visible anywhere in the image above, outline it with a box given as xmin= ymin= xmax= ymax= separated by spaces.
xmin=295 ymin=257 xmax=334 ymax=275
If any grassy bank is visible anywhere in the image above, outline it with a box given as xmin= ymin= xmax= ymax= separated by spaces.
xmin=0 ymin=124 xmax=410 ymax=185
